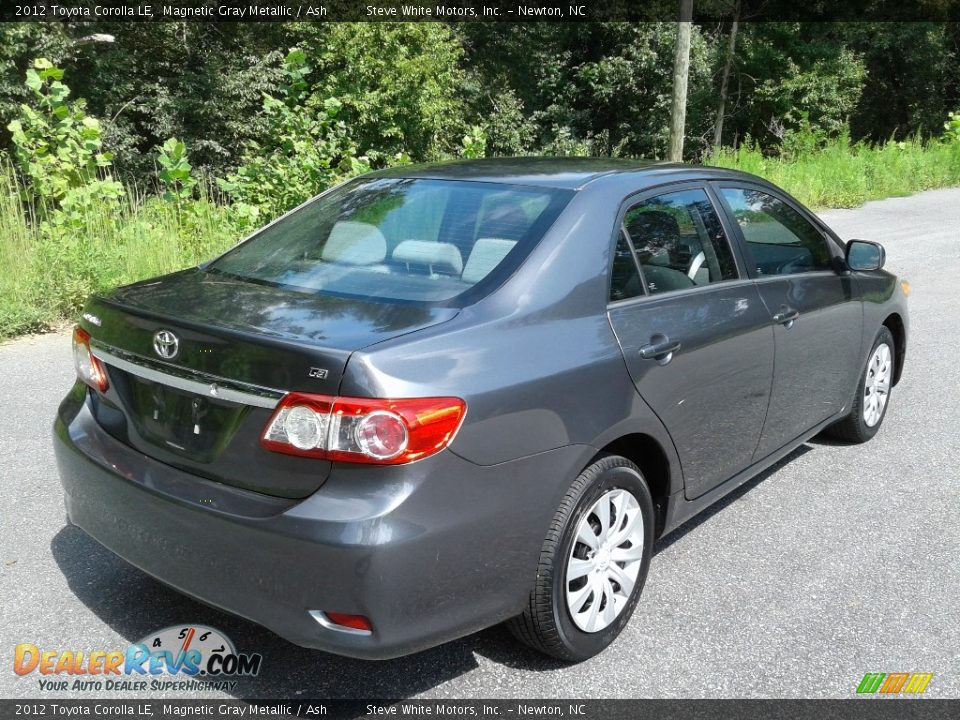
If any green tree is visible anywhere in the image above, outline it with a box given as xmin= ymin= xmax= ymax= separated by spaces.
xmin=460 ymin=23 xmax=715 ymax=159
xmin=720 ymin=23 xmax=866 ymax=150
xmin=0 ymin=24 xmax=71 ymax=146
xmin=847 ymin=23 xmax=960 ymax=141
xmin=217 ymin=49 xmax=371 ymax=221
xmin=58 ymin=22 xmax=291 ymax=179
xmin=290 ymin=23 xmax=467 ymax=161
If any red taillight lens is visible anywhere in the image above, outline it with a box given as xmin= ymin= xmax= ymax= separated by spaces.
xmin=72 ymin=326 xmax=108 ymax=392
xmin=354 ymin=411 xmax=408 ymax=460
xmin=261 ymin=393 xmax=466 ymax=465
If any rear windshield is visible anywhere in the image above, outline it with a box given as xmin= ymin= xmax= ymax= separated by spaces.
xmin=209 ymin=178 xmax=572 ymax=303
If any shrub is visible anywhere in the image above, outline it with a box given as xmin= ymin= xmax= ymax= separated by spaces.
xmin=945 ymin=111 xmax=960 ymax=144
xmin=459 ymin=126 xmax=488 ymax=159
xmin=293 ymin=23 xmax=467 ymax=161
xmin=155 ymin=138 xmax=197 ymax=203
xmin=6 ymin=59 xmax=117 ymax=209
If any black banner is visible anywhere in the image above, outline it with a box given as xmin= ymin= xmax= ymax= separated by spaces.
xmin=1 ymin=0 xmax=960 ymax=23
xmin=2 ymin=700 xmax=960 ymax=720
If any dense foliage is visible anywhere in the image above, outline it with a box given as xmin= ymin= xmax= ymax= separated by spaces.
xmin=2 ymin=21 xmax=957 ymax=175
xmin=0 ymin=20 xmax=958 ymax=339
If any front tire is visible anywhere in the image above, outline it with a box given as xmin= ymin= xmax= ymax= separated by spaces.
xmin=507 ymin=454 xmax=654 ymax=661
xmin=826 ymin=326 xmax=896 ymax=443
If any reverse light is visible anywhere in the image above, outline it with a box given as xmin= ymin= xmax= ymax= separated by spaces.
xmin=72 ymin=326 xmax=108 ymax=392
xmin=285 ymin=405 xmax=327 ymax=450
xmin=262 ymin=393 xmax=466 ymax=465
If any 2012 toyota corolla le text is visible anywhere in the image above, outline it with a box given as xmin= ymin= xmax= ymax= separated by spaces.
xmin=54 ymin=159 xmax=909 ymax=661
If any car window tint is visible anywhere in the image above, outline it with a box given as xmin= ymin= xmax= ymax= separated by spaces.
xmin=210 ymin=179 xmax=571 ymax=303
xmin=610 ymin=231 xmax=643 ymax=301
xmin=720 ymin=187 xmax=833 ymax=276
xmin=623 ymin=188 xmax=738 ymax=296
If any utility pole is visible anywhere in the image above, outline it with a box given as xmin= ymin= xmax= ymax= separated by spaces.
xmin=668 ymin=0 xmax=694 ymax=162
xmin=713 ymin=0 xmax=740 ymax=149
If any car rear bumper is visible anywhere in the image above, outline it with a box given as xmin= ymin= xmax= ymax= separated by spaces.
xmin=54 ymin=385 xmax=588 ymax=659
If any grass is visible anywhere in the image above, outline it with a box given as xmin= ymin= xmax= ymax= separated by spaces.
xmin=2 ymin=135 xmax=960 ymax=340
xmin=0 ymin=166 xmax=244 ymax=339
xmin=709 ymin=134 xmax=960 ymax=209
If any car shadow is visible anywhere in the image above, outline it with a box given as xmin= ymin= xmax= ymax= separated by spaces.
xmin=49 ymin=444 xmax=814 ymax=697
xmin=805 ymin=431 xmax=853 ymax=447
xmin=654 ymin=444 xmax=813 ymax=554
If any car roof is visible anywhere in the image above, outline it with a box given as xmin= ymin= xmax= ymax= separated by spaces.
xmin=362 ymin=157 xmax=766 ymax=191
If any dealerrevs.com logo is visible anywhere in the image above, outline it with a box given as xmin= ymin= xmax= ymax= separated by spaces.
xmin=13 ymin=625 xmax=262 ymax=692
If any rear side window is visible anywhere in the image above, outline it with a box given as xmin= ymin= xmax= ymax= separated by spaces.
xmin=719 ymin=187 xmax=833 ymax=276
xmin=610 ymin=232 xmax=643 ymax=301
xmin=622 ymin=188 xmax=738 ymax=296
xmin=210 ymin=178 xmax=571 ymax=303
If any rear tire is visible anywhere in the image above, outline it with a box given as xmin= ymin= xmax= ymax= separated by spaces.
xmin=507 ymin=454 xmax=654 ymax=661
xmin=826 ymin=326 xmax=895 ymax=443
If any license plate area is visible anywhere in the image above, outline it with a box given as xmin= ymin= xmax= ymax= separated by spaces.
xmin=122 ymin=374 xmax=250 ymax=462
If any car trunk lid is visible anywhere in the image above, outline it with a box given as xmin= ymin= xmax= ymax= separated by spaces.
xmin=81 ymin=269 xmax=458 ymax=498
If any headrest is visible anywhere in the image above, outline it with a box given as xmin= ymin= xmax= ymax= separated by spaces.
xmin=392 ymin=240 xmax=464 ymax=276
xmin=321 ymin=221 xmax=387 ymax=265
xmin=462 ymin=238 xmax=517 ymax=284
xmin=477 ymin=203 xmax=530 ymax=241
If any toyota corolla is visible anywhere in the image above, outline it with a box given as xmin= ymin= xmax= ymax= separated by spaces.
xmin=54 ymin=158 xmax=908 ymax=661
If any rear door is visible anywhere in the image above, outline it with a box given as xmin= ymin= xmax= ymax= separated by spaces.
xmin=713 ymin=183 xmax=863 ymax=460
xmin=607 ymin=184 xmax=776 ymax=500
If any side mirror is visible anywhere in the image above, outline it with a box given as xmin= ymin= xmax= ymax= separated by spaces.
xmin=845 ymin=240 xmax=886 ymax=272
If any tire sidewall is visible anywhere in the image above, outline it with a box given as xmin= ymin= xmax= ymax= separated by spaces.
xmin=852 ymin=327 xmax=896 ymax=440
xmin=549 ymin=460 xmax=655 ymax=659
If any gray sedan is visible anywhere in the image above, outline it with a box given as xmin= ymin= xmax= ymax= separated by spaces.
xmin=55 ymin=158 xmax=908 ymax=662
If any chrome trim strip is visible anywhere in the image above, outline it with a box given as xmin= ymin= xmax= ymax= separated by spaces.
xmin=308 ymin=610 xmax=373 ymax=637
xmin=90 ymin=343 xmax=285 ymax=410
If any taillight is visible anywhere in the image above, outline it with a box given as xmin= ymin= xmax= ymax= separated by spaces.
xmin=72 ymin=326 xmax=108 ymax=392
xmin=261 ymin=393 xmax=466 ymax=465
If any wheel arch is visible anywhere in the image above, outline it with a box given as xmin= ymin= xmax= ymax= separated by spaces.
xmin=882 ymin=312 xmax=906 ymax=385
xmin=592 ymin=433 xmax=673 ymax=537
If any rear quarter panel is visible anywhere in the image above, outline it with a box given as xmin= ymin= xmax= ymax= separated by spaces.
xmin=339 ymin=185 xmax=683 ymax=496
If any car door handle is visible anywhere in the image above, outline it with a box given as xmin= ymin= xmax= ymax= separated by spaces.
xmin=772 ymin=308 xmax=800 ymax=326
xmin=639 ymin=337 xmax=681 ymax=361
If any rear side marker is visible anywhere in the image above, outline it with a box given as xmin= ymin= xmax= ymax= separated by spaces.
xmin=309 ymin=611 xmax=373 ymax=636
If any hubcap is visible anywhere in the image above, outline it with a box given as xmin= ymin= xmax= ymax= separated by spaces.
xmin=863 ymin=342 xmax=892 ymax=428
xmin=565 ymin=488 xmax=645 ymax=633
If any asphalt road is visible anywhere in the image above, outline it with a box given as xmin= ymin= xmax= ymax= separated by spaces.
xmin=2 ymin=188 xmax=959 ymax=701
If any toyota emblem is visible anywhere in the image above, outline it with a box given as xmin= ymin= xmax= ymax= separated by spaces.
xmin=153 ymin=329 xmax=180 ymax=360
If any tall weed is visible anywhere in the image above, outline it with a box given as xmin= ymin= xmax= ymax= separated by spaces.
xmin=0 ymin=165 xmax=244 ymax=339
xmin=709 ymin=133 xmax=960 ymax=208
